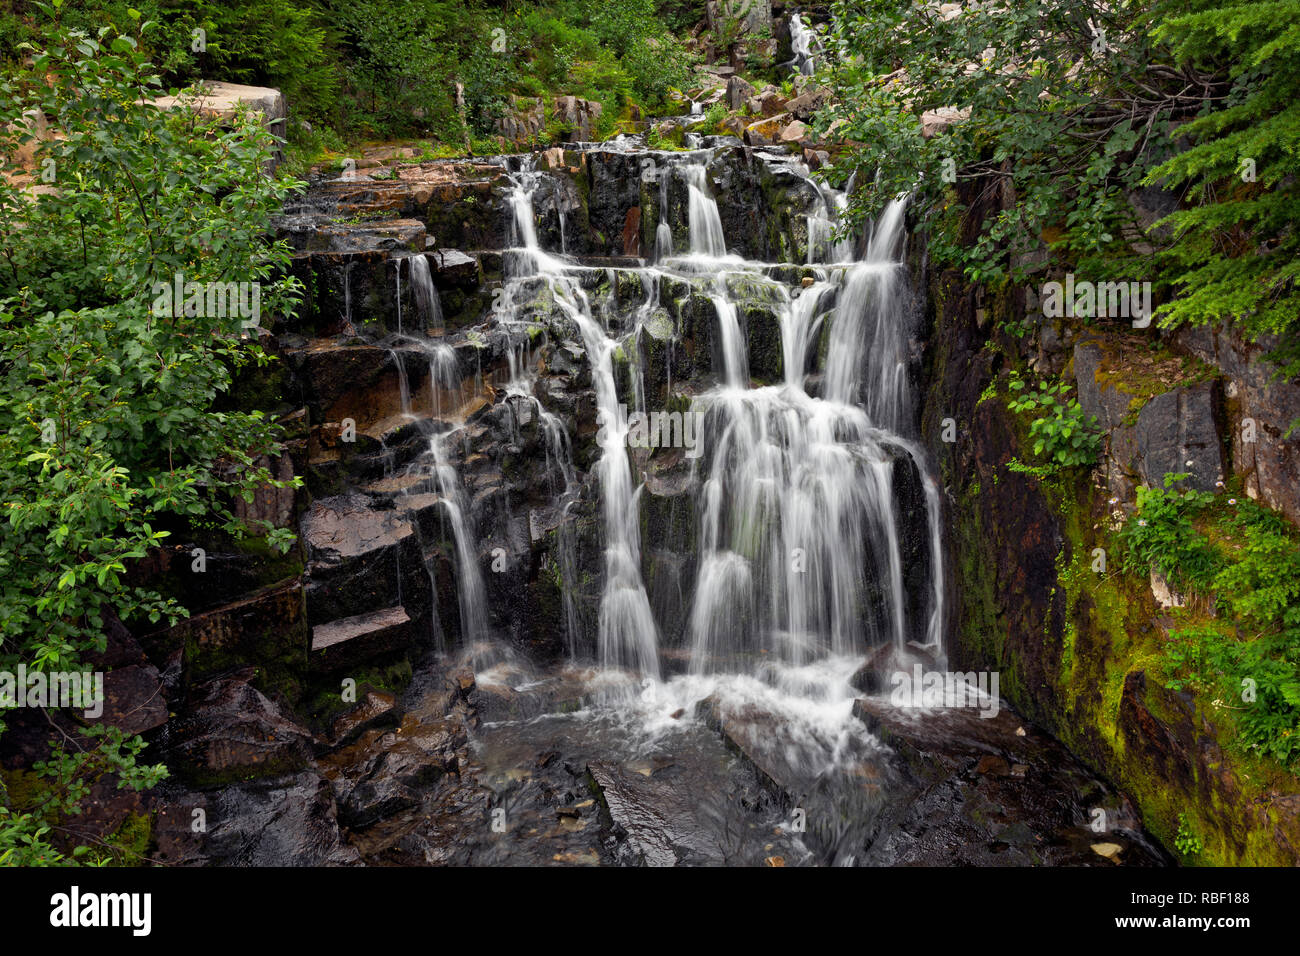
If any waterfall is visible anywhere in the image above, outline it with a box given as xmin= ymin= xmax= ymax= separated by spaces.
xmin=654 ymin=163 xmax=674 ymax=260
xmin=791 ymin=13 xmax=819 ymax=76
xmin=711 ymin=293 xmax=750 ymax=388
xmin=504 ymin=166 xmax=661 ymax=678
xmin=426 ymin=344 xmax=458 ymax=419
xmin=342 ymin=259 xmax=355 ymax=334
xmin=675 ymin=164 xmax=939 ymax=670
xmin=486 ymin=146 xmax=944 ymax=683
xmin=408 ymin=253 xmax=443 ymax=331
xmin=431 ymin=432 xmax=490 ymax=647
xmin=685 ymin=162 xmax=728 ymax=259
xmin=270 ymin=129 xmax=1180 ymax=869
xmin=825 ymin=199 xmax=909 ymax=425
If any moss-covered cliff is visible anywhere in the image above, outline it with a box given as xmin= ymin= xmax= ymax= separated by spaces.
xmin=914 ymin=225 xmax=1300 ymax=866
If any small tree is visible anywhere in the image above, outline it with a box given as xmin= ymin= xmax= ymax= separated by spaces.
xmin=0 ymin=7 xmax=301 ymax=863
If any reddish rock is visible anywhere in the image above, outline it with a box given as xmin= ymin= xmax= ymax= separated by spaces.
xmin=622 ymin=206 xmax=643 ymax=257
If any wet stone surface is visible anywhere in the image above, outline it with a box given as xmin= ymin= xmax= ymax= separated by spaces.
xmin=307 ymin=653 xmax=1168 ymax=867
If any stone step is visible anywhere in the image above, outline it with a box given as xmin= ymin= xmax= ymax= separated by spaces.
xmin=310 ymin=606 xmax=416 ymax=672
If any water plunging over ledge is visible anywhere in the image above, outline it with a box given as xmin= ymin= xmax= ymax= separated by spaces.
xmin=279 ymin=134 xmax=1168 ymax=867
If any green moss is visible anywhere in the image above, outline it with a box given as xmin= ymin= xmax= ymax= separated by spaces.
xmin=94 ymin=811 xmax=153 ymax=866
xmin=302 ymin=657 xmax=413 ymax=731
xmin=0 ymin=768 xmax=43 ymax=811
xmin=1086 ymin=335 xmax=1219 ymax=425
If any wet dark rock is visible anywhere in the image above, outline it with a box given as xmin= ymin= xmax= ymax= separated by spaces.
xmin=320 ymin=698 xmax=467 ymax=830
xmin=328 ymin=690 xmax=400 ymax=748
xmin=337 ymin=739 xmax=452 ymax=827
xmin=79 ymin=615 xmax=171 ymax=734
xmin=154 ymin=771 xmax=359 ymax=866
xmin=300 ymin=494 xmax=431 ymax=633
xmin=287 ymin=217 xmax=426 ymax=255
xmin=849 ymin=643 xmax=898 ymax=695
xmin=428 ymin=248 xmax=480 ymax=288
xmin=851 ymin=698 xmax=1168 ymax=866
xmin=142 ymin=577 xmax=307 ymax=689
xmin=587 ymin=761 xmax=725 ymax=866
xmin=91 ymin=665 xmax=169 ymax=736
xmin=162 ymin=669 xmax=315 ymax=787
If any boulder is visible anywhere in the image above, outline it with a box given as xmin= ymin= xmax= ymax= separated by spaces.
xmin=757 ymin=90 xmax=789 ymax=118
xmin=785 ymin=87 xmax=831 ymax=121
xmin=163 ymin=668 xmax=315 ymax=786
xmin=1132 ymin=383 xmax=1225 ymax=492
xmin=151 ymin=82 xmax=287 ymax=169
xmin=779 ymin=119 xmax=810 ymax=143
xmin=744 ymin=113 xmax=789 ymax=147
xmin=920 ymin=106 xmax=971 ymax=138
xmin=720 ymin=115 xmax=747 ymax=139
xmin=587 ymin=761 xmax=725 ymax=866
xmin=726 ymin=75 xmax=756 ymax=110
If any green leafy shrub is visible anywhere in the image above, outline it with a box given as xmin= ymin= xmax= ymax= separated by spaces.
xmin=1129 ymin=484 xmax=1300 ymax=767
xmin=821 ymin=0 xmax=1300 ymax=380
xmin=1119 ymin=475 xmax=1222 ymax=592
xmin=1006 ymin=374 xmax=1103 ymax=469
xmin=0 ymin=14 xmax=300 ymax=863
xmin=1174 ymin=813 xmax=1204 ymax=857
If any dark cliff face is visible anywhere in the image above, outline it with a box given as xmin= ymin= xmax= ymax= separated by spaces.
xmin=911 ymin=202 xmax=1300 ymax=865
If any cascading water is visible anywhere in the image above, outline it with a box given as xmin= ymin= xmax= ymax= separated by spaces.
xmin=277 ymin=46 xmax=1168 ymax=871
xmin=790 ymin=13 xmax=819 ymax=76
xmin=397 ymin=140 xmax=960 ymax=864
xmin=504 ymin=164 xmax=661 ymax=679
xmin=684 ymin=163 xmax=729 ymax=260
xmin=408 ymin=253 xmax=443 ymax=331
xmin=488 ymin=147 xmax=945 ymax=682
xmin=430 ymin=431 xmax=489 ymax=646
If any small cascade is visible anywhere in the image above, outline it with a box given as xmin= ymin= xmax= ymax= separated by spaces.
xmin=791 ymin=13 xmax=819 ymax=76
xmin=654 ymin=163 xmax=674 ymax=260
xmin=684 ymin=161 xmax=728 ymax=259
xmin=342 ymin=259 xmax=356 ymax=334
xmin=824 ymin=198 xmax=909 ymax=425
xmin=431 ymin=431 xmax=489 ymax=647
xmin=428 ymin=343 xmax=460 ymax=419
xmin=407 ymin=253 xmax=443 ymax=332
xmin=710 ymin=292 xmax=750 ymax=388
xmin=503 ymin=164 xmax=661 ymax=679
